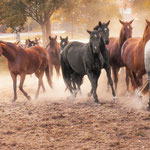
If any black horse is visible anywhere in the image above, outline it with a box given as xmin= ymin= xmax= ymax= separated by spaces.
xmin=60 ymin=36 xmax=69 ymax=50
xmin=61 ymin=28 xmax=116 ymax=102
xmin=60 ymin=36 xmax=83 ymax=96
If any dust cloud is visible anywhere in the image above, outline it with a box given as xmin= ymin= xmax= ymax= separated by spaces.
xmin=0 ymin=69 xmax=148 ymax=111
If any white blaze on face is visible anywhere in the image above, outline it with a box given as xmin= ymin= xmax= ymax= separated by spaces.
xmin=94 ymin=34 xmax=97 ymax=38
xmin=104 ymin=28 xmax=107 ymax=32
xmin=127 ymin=26 xmax=130 ymax=29
xmin=62 ymin=42 xmax=65 ymax=46
xmin=94 ymin=46 xmax=97 ymax=50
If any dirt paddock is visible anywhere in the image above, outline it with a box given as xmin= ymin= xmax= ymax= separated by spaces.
xmin=0 ymin=71 xmax=150 ymax=150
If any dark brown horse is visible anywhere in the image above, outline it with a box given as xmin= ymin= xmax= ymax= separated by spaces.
xmin=107 ymin=20 xmax=133 ymax=92
xmin=46 ymin=36 xmax=60 ymax=77
xmin=0 ymin=41 xmax=52 ymax=101
xmin=121 ymin=20 xmax=150 ymax=94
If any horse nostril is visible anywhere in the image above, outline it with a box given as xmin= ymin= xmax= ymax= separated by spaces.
xmin=105 ymin=40 xmax=109 ymax=45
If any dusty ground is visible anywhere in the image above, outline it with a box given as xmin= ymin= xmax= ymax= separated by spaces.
xmin=0 ymin=71 xmax=150 ymax=150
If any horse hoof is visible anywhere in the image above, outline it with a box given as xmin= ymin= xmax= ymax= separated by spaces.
xmin=113 ymin=96 xmax=118 ymax=102
xmin=146 ymin=105 xmax=150 ymax=111
xmin=27 ymin=96 xmax=31 ymax=100
xmin=126 ymin=91 xmax=130 ymax=98
xmin=94 ymin=100 xmax=100 ymax=103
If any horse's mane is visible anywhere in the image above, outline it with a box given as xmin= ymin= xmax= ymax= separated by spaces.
xmin=118 ymin=27 xmax=127 ymax=49
xmin=139 ymin=24 xmax=150 ymax=49
xmin=5 ymin=42 xmax=19 ymax=51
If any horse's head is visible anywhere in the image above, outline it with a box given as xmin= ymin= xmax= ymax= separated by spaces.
xmin=25 ymin=39 xmax=36 ymax=48
xmin=34 ymin=37 xmax=40 ymax=46
xmin=48 ymin=36 xmax=59 ymax=54
xmin=96 ymin=20 xmax=110 ymax=45
xmin=60 ymin=36 xmax=69 ymax=50
xmin=119 ymin=19 xmax=133 ymax=39
xmin=87 ymin=30 xmax=101 ymax=54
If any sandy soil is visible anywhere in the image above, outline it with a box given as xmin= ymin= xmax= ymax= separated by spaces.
xmin=0 ymin=70 xmax=150 ymax=150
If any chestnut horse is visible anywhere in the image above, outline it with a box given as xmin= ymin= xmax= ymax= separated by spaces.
xmin=121 ymin=20 xmax=150 ymax=95
xmin=0 ymin=41 xmax=52 ymax=101
xmin=46 ymin=36 xmax=60 ymax=77
xmin=107 ymin=19 xmax=134 ymax=92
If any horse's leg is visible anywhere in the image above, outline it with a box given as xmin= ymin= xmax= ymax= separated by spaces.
xmin=125 ymin=67 xmax=130 ymax=97
xmin=55 ymin=64 xmax=60 ymax=77
xmin=41 ymin=80 xmax=46 ymax=93
xmin=146 ymin=72 xmax=150 ymax=111
xmin=112 ymin=66 xmax=119 ymax=92
xmin=10 ymin=72 xmax=17 ymax=102
xmin=87 ymin=71 xmax=100 ymax=103
xmin=49 ymin=63 xmax=53 ymax=77
xmin=19 ymin=73 xmax=31 ymax=100
xmin=105 ymin=65 xmax=117 ymax=101
xmin=77 ymin=77 xmax=83 ymax=96
xmin=35 ymin=71 xmax=44 ymax=99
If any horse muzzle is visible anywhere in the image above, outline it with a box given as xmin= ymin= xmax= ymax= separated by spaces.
xmin=104 ymin=40 xmax=109 ymax=45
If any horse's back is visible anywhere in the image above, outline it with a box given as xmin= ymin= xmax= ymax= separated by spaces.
xmin=121 ymin=38 xmax=143 ymax=71
xmin=145 ymin=40 xmax=150 ymax=72
xmin=121 ymin=38 xmax=140 ymax=60
xmin=25 ymin=46 xmax=49 ymax=65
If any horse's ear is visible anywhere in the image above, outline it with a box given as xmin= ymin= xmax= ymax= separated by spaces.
xmin=49 ymin=36 xmax=51 ymax=40
xmin=99 ymin=21 xmax=102 ymax=27
xmin=105 ymin=20 xmax=110 ymax=26
xmin=119 ymin=19 xmax=125 ymax=25
xmin=146 ymin=19 xmax=150 ymax=25
xmin=60 ymin=36 xmax=62 ymax=40
xmin=66 ymin=36 xmax=68 ymax=41
xmin=55 ymin=36 xmax=57 ymax=40
xmin=87 ymin=30 xmax=92 ymax=35
xmin=129 ymin=19 xmax=134 ymax=24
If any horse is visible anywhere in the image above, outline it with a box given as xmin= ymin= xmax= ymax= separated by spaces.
xmin=107 ymin=19 xmax=134 ymax=93
xmin=46 ymin=36 xmax=61 ymax=77
xmin=121 ymin=20 xmax=150 ymax=97
xmin=61 ymin=28 xmax=116 ymax=103
xmin=93 ymin=21 xmax=117 ymax=100
xmin=0 ymin=41 xmax=52 ymax=102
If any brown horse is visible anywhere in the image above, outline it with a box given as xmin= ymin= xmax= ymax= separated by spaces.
xmin=0 ymin=41 xmax=52 ymax=102
xmin=46 ymin=36 xmax=60 ymax=77
xmin=107 ymin=19 xmax=133 ymax=92
xmin=121 ymin=20 xmax=150 ymax=93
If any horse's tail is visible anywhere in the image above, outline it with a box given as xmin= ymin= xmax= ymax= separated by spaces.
xmin=60 ymin=54 xmax=69 ymax=90
xmin=45 ymin=64 xmax=53 ymax=88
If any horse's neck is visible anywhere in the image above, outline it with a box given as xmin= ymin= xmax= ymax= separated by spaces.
xmin=99 ymin=39 xmax=106 ymax=53
xmin=2 ymin=44 xmax=17 ymax=61
xmin=139 ymin=34 xmax=150 ymax=51
xmin=118 ymin=30 xmax=127 ymax=50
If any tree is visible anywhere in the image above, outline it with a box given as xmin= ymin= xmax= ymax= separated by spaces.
xmin=131 ymin=0 xmax=150 ymax=19
xmin=59 ymin=0 xmax=122 ymax=30
xmin=0 ymin=1 xmax=26 ymax=33
xmin=0 ymin=0 xmax=70 ymax=46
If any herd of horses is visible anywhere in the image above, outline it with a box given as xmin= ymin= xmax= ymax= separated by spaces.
xmin=1 ymin=19 xmax=150 ymax=111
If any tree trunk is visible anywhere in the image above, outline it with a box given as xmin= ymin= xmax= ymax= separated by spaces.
xmin=40 ymin=23 xmax=47 ymax=47
xmin=45 ymin=18 xmax=51 ymax=44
